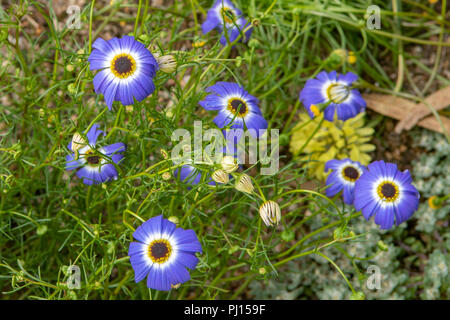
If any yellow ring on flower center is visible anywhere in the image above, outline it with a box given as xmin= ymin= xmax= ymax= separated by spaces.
xmin=227 ymin=97 xmax=249 ymax=118
xmin=221 ymin=7 xmax=236 ymax=24
xmin=148 ymin=239 xmax=172 ymax=264
xmin=110 ymin=53 xmax=136 ymax=79
xmin=377 ymin=181 xmax=399 ymax=202
xmin=327 ymin=83 xmax=350 ymax=104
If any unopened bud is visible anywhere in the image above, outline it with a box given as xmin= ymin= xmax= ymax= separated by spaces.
xmin=235 ymin=173 xmax=254 ymax=194
xmin=259 ymin=200 xmax=281 ymax=227
xmin=71 ymin=132 xmax=87 ymax=153
xmin=156 ymin=55 xmax=177 ymax=73
xmin=168 ymin=216 xmax=179 ymax=225
xmin=212 ymin=169 xmax=229 ymax=184
xmin=162 ymin=172 xmax=171 ymax=180
xmin=221 ymin=156 xmax=238 ymax=173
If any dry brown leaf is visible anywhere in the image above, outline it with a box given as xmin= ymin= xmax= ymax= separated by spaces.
xmin=363 ymin=93 xmax=450 ymax=135
xmin=395 ymin=86 xmax=450 ymax=132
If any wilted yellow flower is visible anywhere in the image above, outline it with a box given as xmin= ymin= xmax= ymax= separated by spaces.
xmin=289 ymin=112 xmax=375 ymax=180
xmin=212 ymin=169 xmax=229 ymax=184
xmin=310 ymin=104 xmax=321 ymax=117
xmin=428 ymin=195 xmax=444 ymax=209
xmin=235 ymin=173 xmax=254 ymax=194
xmin=192 ymin=40 xmax=206 ymax=48
xmin=259 ymin=200 xmax=281 ymax=227
xmin=347 ymin=51 xmax=357 ymax=64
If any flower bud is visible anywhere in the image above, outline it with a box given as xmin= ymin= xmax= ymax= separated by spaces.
xmin=71 ymin=132 xmax=87 ymax=154
xmin=160 ymin=148 xmax=169 ymax=160
xmin=221 ymin=155 xmax=238 ymax=173
xmin=377 ymin=240 xmax=388 ymax=252
xmin=259 ymin=200 xmax=281 ymax=226
xmin=162 ymin=172 xmax=172 ymax=180
xmin=156 ymin=55 xmax=177 ymax=73
xmin=67 ymin=83 xmax=77 ymax=94
xmin=212 ymin=169 xmax=229 ymax=184
xmin=66 ymin=64 xmax=75 ymax=72
xmin=235 ymin=173 xmax=254 ymax=194
xmin=171 ymin=283 xmax=181 ymax=289
xmin=168 ymin=216 xmax=179 ymax=225
xmin=428 ymin=195 xmax=443 ymax=209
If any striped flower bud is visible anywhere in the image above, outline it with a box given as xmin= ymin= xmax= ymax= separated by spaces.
xmin=221 ymin=155 xmax=238 ymax=173
xmin=212 ymin=169 xmax=229 ymax=184
xmin=259 ymin=200 xmax=281 ymax=227
xmin=235 ymin=173 xmax=254 ymax=194
xmin=71 ymin=132 xmax=87 ymax=158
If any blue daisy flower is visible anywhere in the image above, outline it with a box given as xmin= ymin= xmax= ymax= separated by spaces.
xmin=66 ymin=124 xmax=126 ymax=185
xmin=354 ymin=160 xmax=420 ymax=230
xmin=202 ymin=0 xmax=252 ymax=46
xmin=128 ymin=215 xmax=202 ymax=291
xmin=88 ymin=36 xmax=159 ymax=110
xmin=199 ymin=82 xmax=267 ymax=138
xmin=324 ymin=159 xmax=366 ymax=205
xmin=299 ymin=71 xmax=366 ymax=121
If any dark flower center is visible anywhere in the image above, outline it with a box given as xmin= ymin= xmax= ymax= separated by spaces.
xmin=148 ymin=239 xmax=172 ymax=263
xmin=381 ymin=183 xmax=396 ymax=198
xmin=114 ymin=56 xmax=133 ymax=74
xmin=86 ymin=155 xmax=100 ymax=165
xmin=343 ymin=166 xmax=359 ymax=181
xmin=229 ymin=99 xmax=247 ymax=116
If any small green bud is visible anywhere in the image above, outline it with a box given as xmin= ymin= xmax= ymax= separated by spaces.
xmin=248 ymin=38 xmax=260 ymax=48
xmin=281 ymin=229 xmax=295 ymax=242
xmin=67 ymin=83 xmax=77 ymax=94
xmin=350 ymin=291 xmax=365 ymax=300
xmin=377 ymin=240 xmax=389 ymax=251
xmin=67 ymin=290 xmax=78 ymax=300
xmin=168 ymin=216 xmax=179 ymax=225
xmin=333 ymin=226 xmax=348 ymax=240
xmin=235 ymin=56 xmax=242 ymax=67
xmin=279 ymin=134 xmax=290 ymax=146
xmin=228 ymin=245 xmax=239 ymax=254
xmin=36 ymin=225 xmax=48 ymax=236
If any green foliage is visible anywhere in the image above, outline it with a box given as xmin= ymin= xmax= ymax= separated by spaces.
xmin=0 ymin=0 xmax=448 ymax=300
